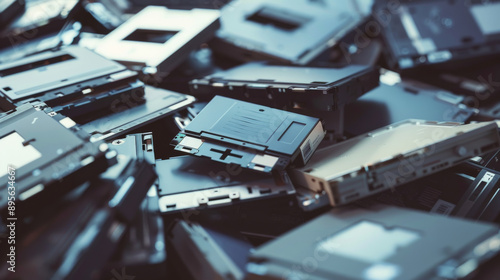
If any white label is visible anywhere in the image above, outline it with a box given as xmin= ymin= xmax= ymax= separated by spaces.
xmin=300 ymin=122 xmax=324 ymax=163
xmin=317 ymin=221 xmax=420 ymax=263
xmin=471 ymin=3 xmax=500 ymax=35
xmin=179 ymin=136 xmax=204 ymax=149
xmin=251 ymin=154 xmax=279 ymax=169
xmin=0 ymin=132 xmax=42 ymax=177
xmin=430 ymin=199 xmax=455 ymax=216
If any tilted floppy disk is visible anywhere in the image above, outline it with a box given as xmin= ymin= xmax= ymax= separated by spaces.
xmin=171 ymin=96 xmax=325 ymax=173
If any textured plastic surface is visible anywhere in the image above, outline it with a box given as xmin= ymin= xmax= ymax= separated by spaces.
xmin=248 ymin=203 xmax=500 ymax=280
xmin=172 ymin=96 xmax=325 ymax=172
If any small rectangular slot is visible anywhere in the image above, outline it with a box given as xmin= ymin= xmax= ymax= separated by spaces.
xmin=403 ymin=87 xmax=419 ymax=95
xmin=123 ymin=29 xmax=178 ymax=44
xmin=210 ymin=148 xmax=243 ymax=160
xmin=481 ymin=143 xmax=499 ymax=154
xmin=259 ymin=188 xmax=272 ymax=194
xmin=208 ymin=194 xmax=230 ymax=201
xmin=246 ymin=7 xmax=310 ymax=31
